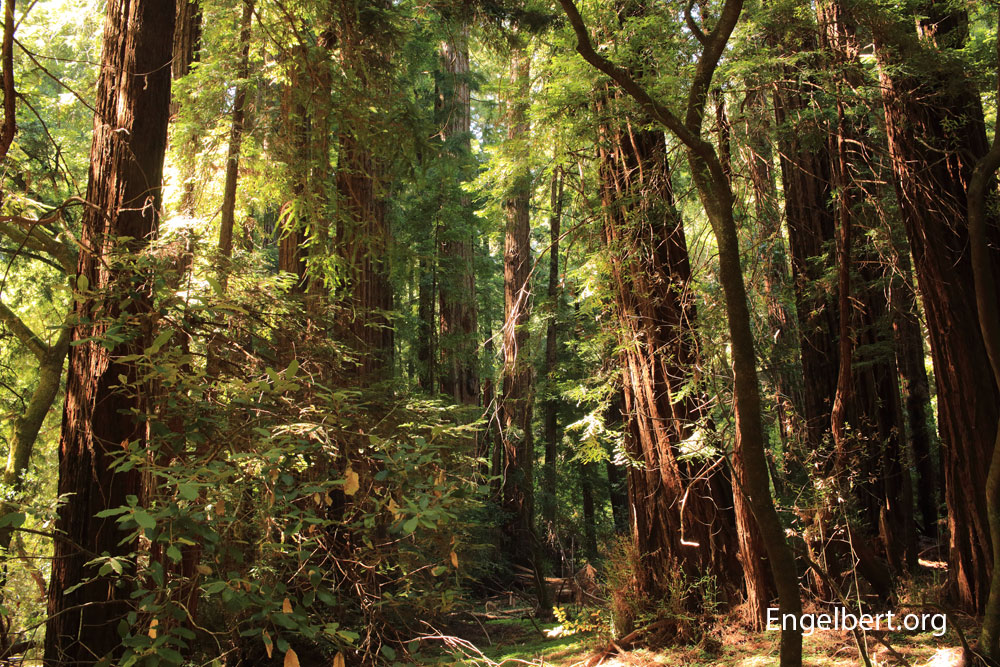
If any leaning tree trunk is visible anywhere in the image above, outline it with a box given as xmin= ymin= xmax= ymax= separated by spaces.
xmin=872 ymin=2 xmax=1000 ymax=613
xmin=44 ymin=0 xmax=175 ymax=663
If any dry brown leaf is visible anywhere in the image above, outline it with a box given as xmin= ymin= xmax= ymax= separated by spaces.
xmin=263 ymin=630 xmax=273 ymax=659
xmin=332 ymin=653 xmax=345 ymax=667
xmin=284 ymin=647 xmax=300 ymax=667
xmin=148 ymin=618 xmax=158 ymax=639
xmin=450 ymin=551 xmax=459 ymax=568
xmin=344 ymin=469 xmax=360 ymax=496
xmin=195 ymin=564 xmax=212 ymax=576
xmin=282 ymin=597 xmax=293 ymax=614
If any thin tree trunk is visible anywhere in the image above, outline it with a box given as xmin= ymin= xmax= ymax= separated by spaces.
xmin=0 ymin=0 xmax=15 ymax=163
xmin=44 ymin=0 xmax=174 ymax=662
xmin=968 ymin=13 xmax=1000 ymax=658
xmin=580 ymin=462 xmax=597 ymax=562
xmin=172 ymin=0 xmax=201 ymax=215
xmin=217 ymin=0 xmax=252 ymax=270
xmin=541 ymin=168 xmax=564 ymax=531
xmin=0 ymin=308 xmax=70 ymax=551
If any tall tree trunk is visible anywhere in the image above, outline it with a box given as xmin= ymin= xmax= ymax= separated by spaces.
xmin=541 ymin=168 xmax=564 ymax=531
xmin=217 ymin=0 xmax=252 ymax=272
xmin=967 ymin=14 xmax=1000 ymax=658
xmin=1 ymin=0 xmax=15 ymax=163
xmin=889 ymin=240 xmax=937 ymax=538
xmin=580 ymin=462 xmax=597 ymax=563
xmin=872 ymin=2 xmax=1000 ymax=613
xmin=334 ymin=0 xmax=393 ymax=382
xmin=436 ymin=15 xmax=478 ymax=404
xmin=499 ymin=45 xmax=548 ymax=612
xmin=595 ymin=95 xmax=744 ymax=618
xmin=559 ymin=0 xmax=803 ymax=660
xmin=172 ymin=0 xmax=201 ymax=215
xmin=740 ymin=85 xmax=800 ymax=454
xmin=771 ymin=40 xmax=840 ymax=457
xmin=44 ymin=0 xmax=175 ymax=663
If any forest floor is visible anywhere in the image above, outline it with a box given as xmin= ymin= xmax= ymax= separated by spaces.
xmin=416 ymin=614 xmax=966 ymax=666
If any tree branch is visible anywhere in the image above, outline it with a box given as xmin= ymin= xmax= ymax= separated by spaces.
xmin=684 ymin=0 xmax=744 ymax=134
xmin=0 ymin=299 xmax=49 ymax=361
xmin=556 ymin=0 xmax=713 ymax=161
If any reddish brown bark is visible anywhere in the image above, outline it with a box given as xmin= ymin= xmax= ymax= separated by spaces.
xmin=500 ymin=46 xmax=539 ymax=577
xmin=44 ymin=0 xmax=175 ymax=663
xmin=334 ymin=0 xmax=393 ymax=382
xmin=436 ymin=17 xmax=478 ymax=404
xmin=0 ymin=0 xmax=14 ymax=163
xmin=596 ymin=98 xmax=745 ymax=621
xmin=873 ymin=3 xmax=1000 ymax=612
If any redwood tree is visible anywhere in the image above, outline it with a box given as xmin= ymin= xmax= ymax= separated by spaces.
xmin=45 ymin=0 xmax=175 ymax=662
xmin=872 ymin=0 xmax=1000 ymax=613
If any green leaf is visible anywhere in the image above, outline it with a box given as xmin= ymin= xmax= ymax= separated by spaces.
xmin=403 ymin=517 xmax=418 ymax=534
xmin=148 ymin=329 xmax=173 ymax=355
xmin=166 ymin=545 xmax=182 ymax=563
xmin=133 ymin=510 xmax=156 ymax=530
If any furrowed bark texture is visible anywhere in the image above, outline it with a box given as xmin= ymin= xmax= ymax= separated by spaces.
xmin=873 ymin=3 xmax=1000 ymax=612
xmin=44 ymin=0 xmax=175 ymax=663
xmin=499 ymin=47 xmax=548 ymax=612
xmin=335 ymin=0 xmax=393 ymax=382
xmin=556 ymin=0 xmax=803 ymax=660
xmin=596 ymin=98 xmax=744 ymax=619
xmin=437 ymin=16 xmax=479 ymax=404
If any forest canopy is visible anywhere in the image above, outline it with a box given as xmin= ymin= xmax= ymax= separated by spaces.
xmin=1 ymin=0 xmax=999 ymax=665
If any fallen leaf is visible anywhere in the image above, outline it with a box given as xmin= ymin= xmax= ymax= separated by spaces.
xmin=344 ymin=469 xmax=360 ymax=496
